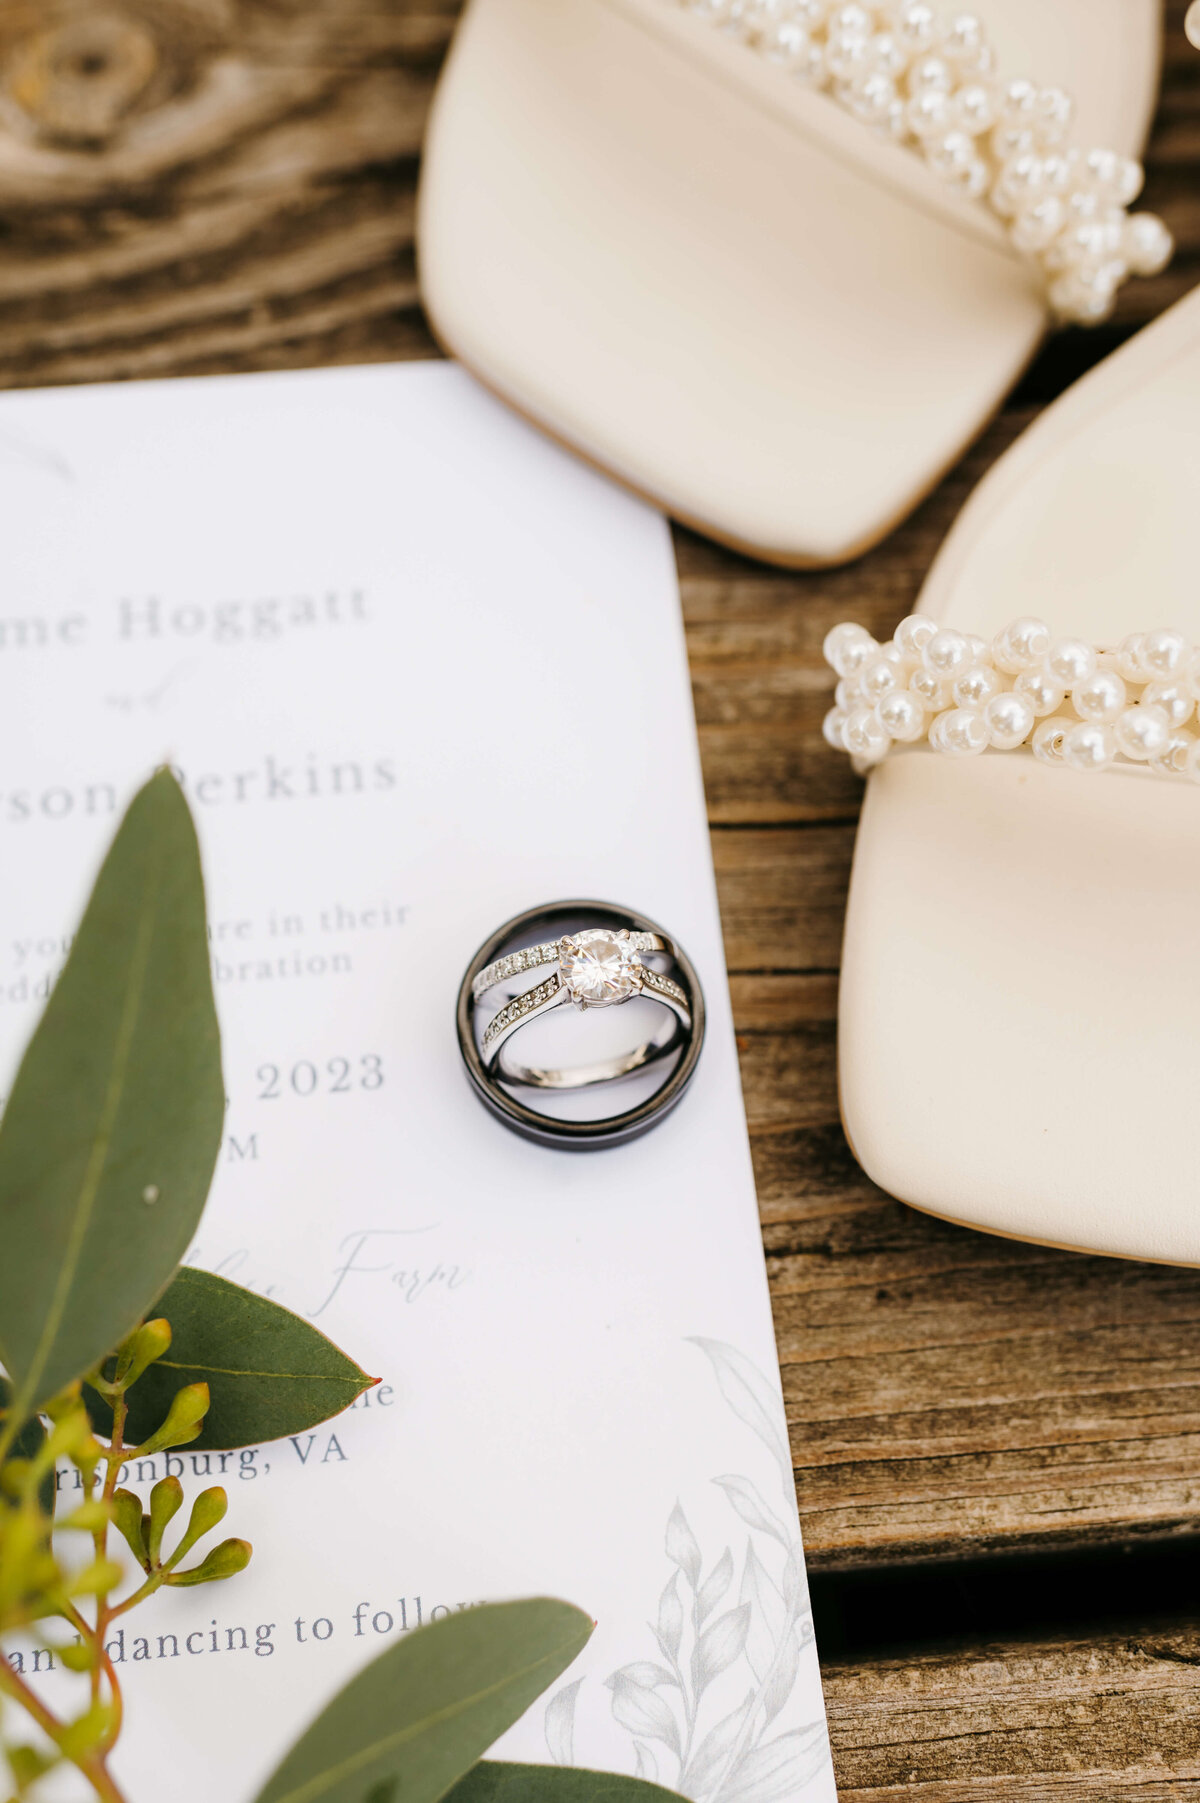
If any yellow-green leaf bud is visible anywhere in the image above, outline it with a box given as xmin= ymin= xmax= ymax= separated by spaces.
xmin=165 ymin=1487 xmax=228 ymax=1568
xmin=66 ymin=1557 xmax=124 ymax=1598
xmin=59 ymin=1702 xmax=117 ymax=1762
xmin=117 ymin=1317 xmax=173 ymax=1389
xmin=59 ymin=1499 xmax=113 ymax=1535
xmin=132 ymin=1383 xmax=210 ymax=1457
xmin=110 ymin=1489 xmax=149 ymax=1566
xmin=147 ymin=1476 xmax=184 ymax=1565
xmin=8 ymin=1744 xmax=58 ymax=1785
xmin=165 ymin=1537 xmax=252 ymax=1587
xmin=59 ymin=1640 xmax=97 ymax=1673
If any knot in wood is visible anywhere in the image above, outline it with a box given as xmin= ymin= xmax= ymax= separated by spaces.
xmin=6 ymin=10 xmax=160 ymax=145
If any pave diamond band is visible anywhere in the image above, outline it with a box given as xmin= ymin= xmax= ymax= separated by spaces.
xmin=477 ymin=926 xmax=691 ymax=1085
xmin=473 ymin=930 xmax=665 ymax=1002
xmin=457 ymin=902 xmax=707 ymax=1151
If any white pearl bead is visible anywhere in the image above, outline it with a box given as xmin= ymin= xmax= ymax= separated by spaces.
xmin=843 ymin=68 xmax=898 ymax=121
xmin=931 ymin=707 xmax=988 ymax=757
xmin=877 ymin=689 xmax=926 ymax=741
xmin=1063 ymin=722 xmax=1116 ymax=772
xmin=894 ymin=613 xmax=939 ymax=655
xmin=1081 ymin=148 xmax=1141 ymax=207
xmin=1114 ymin=703 xmax=1171 ymax=761
xmin=923 ymin=627 xmax=971 ymax=677
xmin=907 ymin=88 xmax=955 ymax=137
xmin=1151 ymin=730 xmax=1194 ymax=777
xmin=1031 ymin=717 xmax=1069 ymax=763
xmin=925 ymin=130 xmax=976 ymax=180
xmin=870 ymin=30 xmax=909 ymax=77
xmin=1015 ymin=668 xmax=1067 ymax=716
xmin=990 ymin=122 xmax=1036 ymax=164
xmin=1186 ymin=738 xmax=1200 ymax=784
xmin=1187 ymin=0 xmax=1200 ymax=49
xmin=827 ymin=30 xmax=873 ymax=81
xmin=907 ymin=53 xmax=953 ymax=95
xmin=1072 ymin=668 xmax=1126 ymax=723
xmin=943 ymin=12 xmax=984 ymax=62
xmin=909 ymin=668 xmax=950 ymax=710
xmin=962 ymin=632 xmax=991 ymax=662
xmin=1143 ymin=681 xmax=1194 ymax=730
xmin=984 ymin=691 xmax=1035 ymax=750
xmin=1044 ymin=636 xmax=1096 ymax=686
xmin=1010 ymin=195 xmax=1065 ymax=252
xmin=1139 ymin=627 xmax=1188 ymax=678
xmin=824 ymin=622 xmax=877 ymax=677
xmin=954 ymin=82 xmax=996 ymax=135
xmin=1034 ymin=86 xmax=1073 ymax=148
xmin=860 ymin=653 xmax=901 ymax=701
xmin=1041 ymin=150 xmax=1079 ymax=193
xmin=1059 ymin=218 xmax=1123 ymax=267
xmin=1184 ymin=651 xmax=1200 ymax=704
xmin=1001 ymin=77 xmax=1038 ymax=121
xmin=993 ymin=616 xmax=1050 ymax=673
xmin=759 ymin=20 xmax=826 ymax=77
xmin=953 ymin=662 xmax=1002 ymax=707
xmin=1115 ymin=633 xmax=1146 ymax=682
xmin=822 ymin=707 xmax=849 ymax=749
xmin=835 ymin=676 xmax=861 ymax=711
xmin=1123 ymin=214 xmax=1173 ymax=277
xmin=1048 ymin=271 xmax=1117 ymax=325
xmin=893 ymin=2 xmax=939 ymax=53
xmin=843 ymin=705 xmax=891 ymax=763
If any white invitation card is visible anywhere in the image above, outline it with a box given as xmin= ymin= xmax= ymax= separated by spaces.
xmin=0 ymin=364 xmax=834 ymax=1801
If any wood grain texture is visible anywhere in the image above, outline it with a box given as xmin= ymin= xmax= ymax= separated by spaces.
xmin=3 ymin=0 xmax=1199 ymax=1790
xmin=825 ymin=1625 xmax=1200 ymax=1798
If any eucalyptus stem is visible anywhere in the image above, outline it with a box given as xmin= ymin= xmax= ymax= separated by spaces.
xmin=90 ymin=1397 xmax=128 ymax=1739
xmin=0 ymin=1657 xmax=128 ymax=1803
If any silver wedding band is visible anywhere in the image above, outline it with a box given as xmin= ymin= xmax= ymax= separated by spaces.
xmin=456 ymin=901 xmax=705 ymax=1149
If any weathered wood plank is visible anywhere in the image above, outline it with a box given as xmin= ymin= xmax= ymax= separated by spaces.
xmin=825 ymin=1626 xmax=1200 ymax=1798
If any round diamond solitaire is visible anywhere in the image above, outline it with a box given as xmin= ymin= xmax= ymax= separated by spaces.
xmin=558 ymin=929 xmax=643 ymax=1006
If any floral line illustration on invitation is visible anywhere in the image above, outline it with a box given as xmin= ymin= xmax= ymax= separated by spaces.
xmin=544 ymin=1338 xmax=831 ymax=1802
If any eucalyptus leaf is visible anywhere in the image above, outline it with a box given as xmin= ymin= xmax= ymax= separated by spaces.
xmin=0 ymin=770 xmax=223 ymax=1417
xmin=86 ymin=1269 xmax=375 ymax=1450
xmin=253 ymin=1600 xmax=592 ymax=1803
xmin=445 ymin=1764 xmax=684 ymax=1802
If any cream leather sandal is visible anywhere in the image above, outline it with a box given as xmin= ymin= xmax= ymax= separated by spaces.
xmin=826 ymin=282 xmax=1200 ymax=1265
xmin=418 ymin=0 xmax=1170 ymax=567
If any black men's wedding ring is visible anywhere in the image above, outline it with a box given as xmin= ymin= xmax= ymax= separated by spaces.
xmin=456 ymin=900 xmax=705 ymax=1149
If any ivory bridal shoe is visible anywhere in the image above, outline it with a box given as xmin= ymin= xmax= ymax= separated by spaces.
xmin=826 ymin=283 xmax=1200 ymax=1265
xmin=418 ymin=0 xmax=1169 ymax=566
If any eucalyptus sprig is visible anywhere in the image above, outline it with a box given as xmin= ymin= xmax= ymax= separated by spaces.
xmin=0 ymin=1324 xmax=250 ymax=1802
xmin=0 ymin=771 xmax=684 ymax=1803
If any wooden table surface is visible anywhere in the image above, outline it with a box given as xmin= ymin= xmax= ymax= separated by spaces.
xmin=4 ymin=1 xmax=1198 ymax=1791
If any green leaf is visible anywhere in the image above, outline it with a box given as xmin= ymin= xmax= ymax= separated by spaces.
xmin=253 ymin=1600 xmax=593 ymax=1803
xmin=445 ymin=1765 xmax=684 ymax=1802
xmin=86 ymin=1269 xmax=375 ymax=1450
xmin=0 ymin=769 xmax=223 ymax=1416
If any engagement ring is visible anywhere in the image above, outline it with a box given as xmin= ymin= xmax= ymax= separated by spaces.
xmin=457 ymin=902 xmax=705 ymax=1149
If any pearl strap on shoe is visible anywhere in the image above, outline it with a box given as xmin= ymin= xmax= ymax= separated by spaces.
xmin=823 ymin=619 xmax=1200 ymax=779
xmin=672 ymin=1 xmax=1172 ymax=322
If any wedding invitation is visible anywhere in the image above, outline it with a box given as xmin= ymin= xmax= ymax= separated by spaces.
xmin=0 ymin=364 xmax=834 ymax=1801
